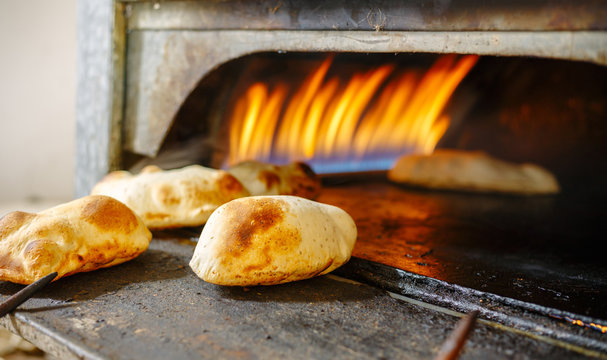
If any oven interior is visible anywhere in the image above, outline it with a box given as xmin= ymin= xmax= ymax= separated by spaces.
xmin=124 ymin=53 xmax=607 ymax=324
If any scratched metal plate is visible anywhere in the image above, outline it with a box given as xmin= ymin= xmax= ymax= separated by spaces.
xmin=0 ymin=238 xmax=601 ymax=359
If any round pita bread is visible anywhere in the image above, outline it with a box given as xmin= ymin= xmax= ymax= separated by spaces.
xmin=91 ymin=165 xmax=250 ymax=229
xmin=0 ymin=195 xmax=151 ymax=284
xmin=228 ymin=161 xmax=321 ymax=199
xmin=388 ymin=149 xmax=560 ymax=195
xmin=189 ymin=196 xmax=357 ymax=286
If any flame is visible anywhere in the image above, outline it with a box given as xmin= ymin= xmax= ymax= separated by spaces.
xmin=227 ymin=54 xmax=478 ymax=172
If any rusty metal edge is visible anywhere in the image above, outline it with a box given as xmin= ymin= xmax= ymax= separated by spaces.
xmin=390 ymin=293 xmax=607 ymax=360
xmin=109 ymin=3 xmax=127 ymax=174
xmin=334 ymin=257 xmax=607 ymax=355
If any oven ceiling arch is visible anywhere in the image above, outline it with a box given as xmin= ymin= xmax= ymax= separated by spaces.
xmin=124 ymin=30 xmax=607 ymax=157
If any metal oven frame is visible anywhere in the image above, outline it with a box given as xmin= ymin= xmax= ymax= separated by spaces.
xmin=75 ymin=0 xmax=607 ymax=196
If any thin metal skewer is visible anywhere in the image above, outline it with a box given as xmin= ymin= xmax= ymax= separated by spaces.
xmin=434 ymin=310 xmax=479 ymax=360
xmin=0 ymin=272 xmax=58 ymax=317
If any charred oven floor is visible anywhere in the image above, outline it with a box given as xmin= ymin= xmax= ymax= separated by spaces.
xmin=318 ymin=177 xmax=607 ymax=321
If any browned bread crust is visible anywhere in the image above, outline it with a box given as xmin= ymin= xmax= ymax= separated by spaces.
xmin=189 ymin=196 xmax=357 ymax=286
xmin=228 ymin=161 xmax=322 ymax=199
xmin=91 ymin=165 xmax=250 ymax=229
xmin=0 ymin=195 xmax=151 ymax=284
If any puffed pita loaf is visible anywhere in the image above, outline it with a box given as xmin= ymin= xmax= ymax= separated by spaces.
xmin=228 ymin=161 xmax=322 ymax=199
xmin=91 ymin=165 xmax=250 ymax=229
xmin=0 ymin=195 xmax=151 ymax=285
xmin=189 ymin=196 xmax=357 ymax=286
xmin=388 ymin=149 xmax=560 ymax=195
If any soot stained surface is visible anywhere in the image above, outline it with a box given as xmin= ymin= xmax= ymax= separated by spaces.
xmin=0 ymin=237 xmax=594 ymax=359
xmin=318 ymin=179 xmax=607 ymax=320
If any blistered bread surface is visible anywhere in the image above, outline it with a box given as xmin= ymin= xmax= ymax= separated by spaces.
xmin=0 ymin=195 xmax=151 ymax=284
xmin=388 ymin=149 xmax=560 ymax=195
xmin=189 ymin=196 xmax=357 ymax=286
xmin=91 ymin=165 xmax=250 ymax=229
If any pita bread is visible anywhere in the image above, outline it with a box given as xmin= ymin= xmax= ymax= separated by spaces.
xmin=189 ymin=196 xmax=357 ymax=286
xmin=388 ymin=149 xmax=560 ymax=195
xmin=227 ymin=161 xmax=321 ymax=199
xmin=91 ymin=165 xmax=250 ymax=229
xmin=0 ymin=195 xmax=151 ymax=285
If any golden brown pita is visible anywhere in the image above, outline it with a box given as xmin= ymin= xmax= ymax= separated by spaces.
xmin=91 ymin=165 xmax=250 ymax=229
xmin=388 ymin=149 xmax=560 ymax=195
xmin=0 ymin=195 xmax=151 ymax=285
xmin=227 ymin=161 xmax=321 ymax=199
xmin=189 ymin=195 xmax=357 ymax=286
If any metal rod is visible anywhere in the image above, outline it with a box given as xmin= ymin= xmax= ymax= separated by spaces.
xmin=434 ymin=310 xmax=479 ymax=360
xmin=0 ymin=272 xmax=58 ymax=317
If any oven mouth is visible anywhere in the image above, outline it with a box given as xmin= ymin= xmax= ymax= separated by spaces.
xmin=128 ymin=51 xmax=607 ymax=323
xmin=128 ymin=52 xmax=607 ymax=193
xmin=219 ymin=53 xmax=479 ymax=174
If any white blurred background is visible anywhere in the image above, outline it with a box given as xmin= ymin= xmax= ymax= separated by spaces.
xmin=0 ymin=0 xmax=77 ymax=209
xmin=0 ymin=2 xmax=76 ymax=355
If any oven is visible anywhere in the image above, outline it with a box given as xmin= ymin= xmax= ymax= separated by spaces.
xmin=65 ymin=0 xmax=607 ymax=357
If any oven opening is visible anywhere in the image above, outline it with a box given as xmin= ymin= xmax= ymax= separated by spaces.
xmin=125 ymin=53 xmax=607 ymax=324
xmin=221 ymin=54 xmax=477 ymax=173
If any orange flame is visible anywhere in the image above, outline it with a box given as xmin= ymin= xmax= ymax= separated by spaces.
xmin=227 ymin=54 xmax=478 ymax=171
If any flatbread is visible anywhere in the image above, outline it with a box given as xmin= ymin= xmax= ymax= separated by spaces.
xmin=91 ymin=165 xmax=250 ymax=229
xmin=388 ymin=149 xmax=560 ymax=195
xmin=0 ymin=195 xmax=151 ymax=284
xmin=189 ymin=196 xmax=357 ymax=286
xmin=228 ymin=161 xmax=322 ymax=199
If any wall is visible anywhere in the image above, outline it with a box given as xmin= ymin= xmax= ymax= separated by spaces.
xmin=0 ymin=0 xmax=77 ymax=202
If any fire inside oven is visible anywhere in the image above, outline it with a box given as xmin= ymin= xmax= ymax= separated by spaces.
xmin=125 ymin=53 xmax=607 ymax=326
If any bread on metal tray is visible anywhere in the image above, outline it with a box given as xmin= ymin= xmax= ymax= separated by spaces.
xmin=91 ymin=165 xmax=250 ymax=229
xmin=228 ymin=160 xmax=322 ymax=199
xmin=0 ymin=195 xmax=151 ymax=284
xmin=189 ymin=195 xmax=357 ymax=286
